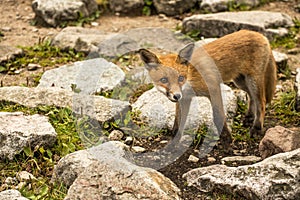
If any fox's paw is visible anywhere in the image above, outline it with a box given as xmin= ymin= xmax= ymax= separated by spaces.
xmin=250 ymin=126 xmax=262 ymax=138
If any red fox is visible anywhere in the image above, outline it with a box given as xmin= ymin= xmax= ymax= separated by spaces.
xmin=139 ymin=30 xmax=277 ymax=146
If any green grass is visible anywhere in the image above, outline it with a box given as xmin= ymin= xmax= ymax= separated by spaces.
xmin=0 ymin=40 xmax=85 ymax=74
xmin=0 ymin=101 xmax=83 ymax=199
xmin=268 ymin=90 xmax=300 ymax=127
xmin=271 ymin=18 xmax=300 ymax=49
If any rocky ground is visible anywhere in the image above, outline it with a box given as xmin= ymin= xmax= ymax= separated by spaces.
xmin=1 ymin=0 xmax=300 ymax=200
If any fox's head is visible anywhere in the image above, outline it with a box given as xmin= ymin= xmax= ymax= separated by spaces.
xmin=139 ymin=43 xmax=195 ymax=102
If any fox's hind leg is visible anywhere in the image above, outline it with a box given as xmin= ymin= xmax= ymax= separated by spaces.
xmin=234 ymin=74 xmax=255 ymax=126
xmin=244 ymin=76 xmax=266 ymax=138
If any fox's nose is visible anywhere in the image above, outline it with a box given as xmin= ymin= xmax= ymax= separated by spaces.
xmin=173 ymin=94 xmax=181 ymax=101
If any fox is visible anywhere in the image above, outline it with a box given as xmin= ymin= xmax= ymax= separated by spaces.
xmin=139 ymin=30 xmax=277 ymax=146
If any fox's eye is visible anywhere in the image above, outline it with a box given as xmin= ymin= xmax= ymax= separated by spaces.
xmin=178 ymin=75 xmax=185 ymax=82
xmin=160 ymin=77 xmax=168 ymax=83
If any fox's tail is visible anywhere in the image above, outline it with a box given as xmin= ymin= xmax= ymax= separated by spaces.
xmin=265 ymin=51 xmax=277 ymax=104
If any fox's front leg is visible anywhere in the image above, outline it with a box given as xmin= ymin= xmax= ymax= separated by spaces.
xmin=208 ymin=90 xmax=232 ymax=147
xmin=172 ymin=95 xmax=192 ymax=136
xmin=172 ymin=102 xmax=180 ymax=135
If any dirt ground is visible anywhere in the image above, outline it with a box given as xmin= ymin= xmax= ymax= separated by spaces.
xmin=1 ymin=0 xmax=300 ymax=199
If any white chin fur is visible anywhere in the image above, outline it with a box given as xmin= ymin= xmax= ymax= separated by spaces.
xmin=156 ymin=85 xmax=167 ymax=96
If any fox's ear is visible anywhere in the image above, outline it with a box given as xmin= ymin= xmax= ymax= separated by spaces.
xmin=177 ymin=43 xmax=195 ymax=65
xmin=139 ymin=49 xmax=161 ymax=70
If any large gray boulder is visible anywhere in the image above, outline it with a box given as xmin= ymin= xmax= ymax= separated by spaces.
xmin=182 ymin=11 xmax=294 ymax=40
xmin=200 ymin=0 xmax=260 ymax=13
xmin=0 ymin=86 xmax=130 ymax=124
xmin=51 ymin=27 xmax=193 ymax=58
xmin=184 ymin=148 xmax=300 ymax=200
xmin=0 ymin=190 xmax=29 ymax=200
xmin=37 ymin=58 xmax=125 ymax=94
xmin=52 ymin=141 xmax=181 ymax=199
xmin=153 ymin=0 xmax=197 ymax=16
xmin=0 ymin=112 xmax=57 ymax=160
xmin=32 ymin=0 xmax=98 ymax=27
xmin=132 ymin=84 xmax=237 ymax=131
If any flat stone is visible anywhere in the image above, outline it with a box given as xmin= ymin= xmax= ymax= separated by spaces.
xmin=221 ymin=155 xmax=262 ymax=166
xmin=37 ymin=58 xmax=125 ymax=94
xmin=182 ymin=11 xmax=293 ymax=40
xmin=200 ymin=0 xmax=260 ymax=13
xmin=0 ymin=86 xmax=130 ymax=124
xmin=0 ymin=112 xmax=57 ymax=160
xmin=184 ymin=148 xmax=300 ymax=200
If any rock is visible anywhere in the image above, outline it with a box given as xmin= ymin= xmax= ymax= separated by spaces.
xmin=16 ymin=171 xmax=36 ymax=182
xmin=0 ymin=86 xmax=130 ymax=124
xmin=27 ymin=63 xmax=41 ymax=71
xmin=272 ymin=50 xmax=289 ymax=70
xmin=0 ymin=112 xmax=57 ymax=160
xmin=123 ymin=27 xmax=193 ymax=52
xmin=4 ymin=177 xmax=18 ymax=185
xmin=31 ymin=0 xmax=98 ymax=27
xmin=51 ymin=27 xmax=193 ymax=57
xmin=0 ymin=45 xmax=23 ymax=66
xmin=184 ymin=148 xmax=300 ymax=200
xmin=51 ymin=148 xmax=98 ymax=187
xmin=51 ymin=27 xmax=110 ymax=52
xmin=0 ymin=189 xmax=29 ymax=200
xmin=124 ymin=136 xmax=134 ymax=145
xmin=38 ymin=58 xmax=125 ymax=94
xmin=131 ymin=146 xmax=146 ymax=153
xmin=53 ymin=141 xmax=181 ymax=199
xmin=96 ymin=33 xmax=139 ymax=59
xmin=207 ymin=156 xmax=216 ymax=163
xmin=259 ymin=126 xmax=300 ymax=159
xmin=109 ymin=0 xmax=144 ymax=15
xmin=132 ymin=84 xmax=237 ymax=131
xmin=188 ymin=155 xmax=199 ymax=163
xmin=108 ymin=130 xmax=124 ymax=141
xmin=221 ymin=155 xmax=261 ymax=166
xmin=153 ymin=0 xmax=197 ymax=16
xmin=296 ymin=68 xmax=300 ymax=112
xmin=182 ymin=11 xmax=293 ymax=40
xmin=200 ymin=0 xmax=260 ymax=13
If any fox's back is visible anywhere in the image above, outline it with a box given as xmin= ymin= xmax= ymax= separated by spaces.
xmin=190 ymin=30 xmax=271 ymax=83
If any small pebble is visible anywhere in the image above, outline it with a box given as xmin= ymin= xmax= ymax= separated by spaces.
xmin=91 ymin=22 xmax=99 ymax=27
xmin=108 ymin=130 xmax=124 ymax=141
xmin=207 ymin=156 xmax=216 ymax=163
xmin=27 ymin=63 xmax=41 ymax=71
xmin=132 ymin=146 xmax=146 ymax=153
xmin=124 ymin=136 xmax=133 ymax=145
xmin=2 ymin=27 xmax=11 ymax=32
xmin=188 ymin=155 xmax=199 ymax=163
xmin=16 ymin=171 xmax=36 ymax=182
